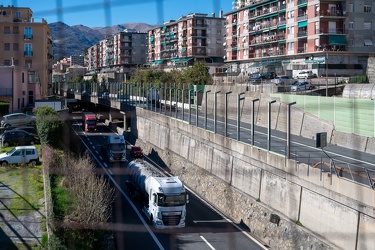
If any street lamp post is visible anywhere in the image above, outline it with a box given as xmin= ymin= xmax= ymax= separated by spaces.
xmin=189 ymin=89 xmax=193 ymax=124
xmin=205 ymin=90 xmax=211 ymax=130
xmin=251 ymin=98 xmax=259 ymax=145
xmin=196 ymin=90 xmax=199 ymax=127
xmin=176 ymin=88 xmax=180 ymax=119
xmin=268 ymin=100 xmax=276 ymax=151
xmin=225 ymin=91 xmax=232 ymax=137
xmin=182 ymin=85 xmax=185 ymax=121
xmin=287 ymin=101 xmax=297 ymax=159
xmin=237 ymin=92 xmax=245 ymax=141
xmin=214 ymin=91 xmax=221 ymax=133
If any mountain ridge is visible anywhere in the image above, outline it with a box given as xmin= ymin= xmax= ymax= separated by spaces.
xmin=49 ymin=21 xmax=155 ymax=59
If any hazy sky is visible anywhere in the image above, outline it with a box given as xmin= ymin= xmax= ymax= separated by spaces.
xmin=1 ymin=0 xmax=234 ymax=27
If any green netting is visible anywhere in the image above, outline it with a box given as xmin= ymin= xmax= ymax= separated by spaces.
xmin=271 ymin=94 xmax=375 ymax=137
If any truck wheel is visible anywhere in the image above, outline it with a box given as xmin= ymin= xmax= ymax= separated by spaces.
xmin=29 ymin=160 xmax=37 ymax=166
xmin=149 ymin=214 xmax=153 ymax=225
xmin=1 ymin=161 xmax=8 ymax=167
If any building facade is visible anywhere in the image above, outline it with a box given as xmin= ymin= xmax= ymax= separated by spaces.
xmin=226 ymin=0 xmax=375 ymax=77
xmin=147 ymin=13 xmax=226 ymax=69
xmin=0 ymin=5 xmax=53 ymax=105
xmin=86 ymin=29 xmax=147 ymax=77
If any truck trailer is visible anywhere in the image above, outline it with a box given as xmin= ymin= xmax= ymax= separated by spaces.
xmin=126 ymin=159 xmax=188 ymax=229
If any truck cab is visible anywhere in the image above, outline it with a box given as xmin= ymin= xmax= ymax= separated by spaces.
xmin=82 ymin=112 xmax=97 ymax=132
xmin=101 ymin=135 xmax=126 ymax=162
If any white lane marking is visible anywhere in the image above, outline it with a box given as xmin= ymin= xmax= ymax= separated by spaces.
xmin=108 ymin=169 xmax=113 ymax=175
xmin=75 ymin=132 xmax=165 ymax=250
xmin=103 ymin=162 xmax=107 ymax=168
xmin=193 ymin=220 xmax=227 ymax=223
xmin=200 ymin=236 xmax=215 ymax=250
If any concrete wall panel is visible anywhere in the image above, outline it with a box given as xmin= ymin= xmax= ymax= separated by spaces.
xmin=365 ymin=137 xmax=375 ymax=155
xmin=299 ymin=189 xmax=358 ymax=250
xmin=330 ymin=130 xmax=367 ymax=152
xmin=357 ymin=213 xmax=375 ymax=250
xmin=260 ymin=171 xmax=301 ymax=220
xmin=211 ymin=149 xmax=233 ymax=183
xmin=300 ymin=113 xmax=334 ymax=140
xmin=231 ymin=157 xmax=261 ymax=198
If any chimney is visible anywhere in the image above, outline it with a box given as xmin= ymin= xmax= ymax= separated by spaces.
xmin=212 ymin=12 xmax=215 ymax=18
xmin=220 ymin=9 xmax=223 ymax=18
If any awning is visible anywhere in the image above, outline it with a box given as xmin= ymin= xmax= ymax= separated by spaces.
xmin=329 ymin=35 xmax=347 ymax=45
xmin=162 ymin=26 xmax=166 ymax=31
xmin=278 ymin=25 xmax=286 ymax=30
xmin=153 ymin=59 xmax=164 ymax=64
xmin=171 ymin=58 xmax=180 ymax=62
xmin=278 ymin=40 xmax=286 ymax=44
xmin=181 ymin=47 xmax=187 ymax=52
xmin=177 ymin=57 xmax=193 ymax=63
xmin=298 ymin=21 xmax=308 ymax=28
xmin=364 ymin=39 xmax=373 ymax=46
xmin=305 ymin=59 xmax=325 ymax=63
xmin=249 ymin=7 xmax=256 ymax=11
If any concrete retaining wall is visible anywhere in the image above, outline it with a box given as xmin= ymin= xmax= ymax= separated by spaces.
xmin=130 ymin=107 xmax=375 ymax=250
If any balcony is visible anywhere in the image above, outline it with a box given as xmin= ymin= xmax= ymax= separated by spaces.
xmin=24 ymin=51 xmax=33 ymax=56
xmin=24 ymin=35 xmax=33 ymax=40
xmin=297 ymin=15 xmax=308 ymax=22
xmin=297 ymin=31 xmax=307 ymax=37
xmin=319 ymin=9 xmax=346 ymax=17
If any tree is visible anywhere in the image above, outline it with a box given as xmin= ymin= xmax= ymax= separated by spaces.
xmin=35 ymin=106 xmax=64 ymax=148
xmin=183 ymin=61 xmax=213 ymax=85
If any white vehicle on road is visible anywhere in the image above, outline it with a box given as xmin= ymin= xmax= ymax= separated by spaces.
xmin=272 ymin=75 xmax=298 ymax=86
xmin=291 ymin=81 xmax=312 ymax=91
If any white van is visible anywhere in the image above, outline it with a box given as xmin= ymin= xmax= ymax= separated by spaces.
xmin=0 ymin=146 xmax=39 ymax=166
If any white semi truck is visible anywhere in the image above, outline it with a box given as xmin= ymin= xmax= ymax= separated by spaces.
xmin=126 ymin=159 xmax=188 ymax=229
xmin=101 ymin=135 xmax=126 ymax=162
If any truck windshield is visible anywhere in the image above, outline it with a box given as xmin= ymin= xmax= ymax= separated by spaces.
xmin=87 ymin=120 xmax=96 ymax=125
xmin=157 ymin=193 xmax=186 ymax=207
xmin=110 ymin=143 xmax=125 ymax=151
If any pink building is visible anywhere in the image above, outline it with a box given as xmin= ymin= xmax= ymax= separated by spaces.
xmin=0 ymin=65 xmax=42 ymax=113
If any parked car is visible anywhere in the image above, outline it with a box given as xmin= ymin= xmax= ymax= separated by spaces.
xmin=0 ymin=130 xmax=39 ymax=147
xmin=130 ymin=145 xmax=143 ymax=158
xmin=12 ymin=126 xmax=38 ymax=136
xmin=248 ymin=73 xmax=267 ymax=84
xmin=272 ymin=75 xmax=298 ymax=86
xmin=0 ymin=146 xmax=39 ymax=166
xmin=1 ymin=113 xmax=36 ymax=128
xmin=297 ymin=70 xmax=317 ymax=79
xmin=291 ymin=81 xmax=312 ymax=92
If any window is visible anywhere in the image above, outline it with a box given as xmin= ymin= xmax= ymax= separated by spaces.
xmin=288 ymin=26 xmax=294 ymax=35
xmin=349 ymin=4 xmax=354 ymax=12
xmin=24 ymin=43 xmax=33 ymax=56
xmin=13 ymin=26 xmax=19 ymax=34
xmin=4 ymin=60 xmax=10 ymax=66
xmin=25 ymin=60 xmax=32 ymax=68
xmin=288 ymin=42 xmax=294 ymax=50
xmin=4 ymin=26 xmax=10 ymax=34
xmin=364 ymin=5 xmax=371 ymax=13
xmin=15 ymin=11 xmax=21 ymax=19
xmin=13 ymin=43 xmax=18 ymax=51
xmin=13 ymin=60 xmax=19 ymax=66
xmin=24 ymin=27 xmax=33 ymax=39
xmin=348 ymin=21 xmax=354 ymax=30
xmin=364 ymin=22 xmax=372 ymax=30
xmin=22 ymin=72 xmax=25 ymax=83
xmin=4 ymin=43 xmax=10 ymax=51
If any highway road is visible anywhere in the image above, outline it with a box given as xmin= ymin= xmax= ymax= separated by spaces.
xmin=70 ymin=115 xmax=268 ymax=250
xmin=141 ymin=102 xmax=375 ymax=188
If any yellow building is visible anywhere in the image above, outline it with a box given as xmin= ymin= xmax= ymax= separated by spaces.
xmin=0 ymin=5 xmax=53 ymax=103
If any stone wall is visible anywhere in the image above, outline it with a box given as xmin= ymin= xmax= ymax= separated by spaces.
xmin=129 ymin=108 xmax=375 ymax=250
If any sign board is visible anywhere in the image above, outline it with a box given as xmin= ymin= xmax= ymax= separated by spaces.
xmin=316 ymin=132 xmax=327 ymax=148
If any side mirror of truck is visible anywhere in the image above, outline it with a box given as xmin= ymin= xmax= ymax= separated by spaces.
xmin=186 ymin=194 xmax=189 ymax=204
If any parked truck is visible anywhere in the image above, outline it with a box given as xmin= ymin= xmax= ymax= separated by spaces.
xmin=82 ymin=112 xmax=97 ymax=132
xmin=125 ymin=159 xmax=188 ymax=229
xmin=101 ymin=134 xmax=126 ymax=163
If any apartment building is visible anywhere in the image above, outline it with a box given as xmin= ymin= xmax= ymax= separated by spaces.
xmin=226 ymin=0 xmax=375 ymax=77
xmin=86 ymin=29 xmax=147 ymax=76
xmin=147 ymin=13 xmax=226 ymax=69
xmin=0 ymin=5 xmax=53 ymax=110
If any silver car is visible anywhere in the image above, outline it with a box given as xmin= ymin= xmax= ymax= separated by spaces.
xmin=1 ymin=113 xmax=36 ymax=128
